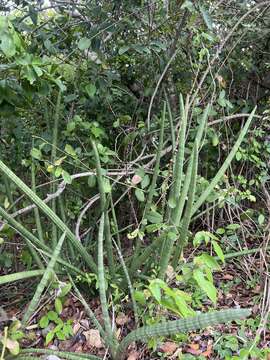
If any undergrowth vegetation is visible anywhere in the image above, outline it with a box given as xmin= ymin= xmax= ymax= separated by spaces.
xmin=0 ymin=1 xmax=269 ymax=359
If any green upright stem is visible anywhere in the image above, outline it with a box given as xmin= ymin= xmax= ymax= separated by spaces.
xmin=172 ymin=141 xmax=198 ymax=268
xmin=91 ymin=139 xmax=115 ymax=278
xmin=131 ymin=103 xmax=166 ymax=270
xmin=58 ymin=196 xmax=75 ymax=260
xmin=97 ymin=213 xmax=118 ymax=356
xmin=22 ymin=232 xmax=66 ymax=326
xmin=50 ymin=92 xmax=61 ymax=248
xmin=31 ymin=160 xmax=44 ymax=244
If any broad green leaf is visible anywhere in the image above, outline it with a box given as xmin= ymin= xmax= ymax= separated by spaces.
xmin=56 ymin=330 xmax=66 ymax=340
xmin=31 ymin=148 xmax=42 ymax=160
xmin=212 ymin=134 xmax=219 ymax=147
xmin=212 ymin=240 xmax=225 ymax=263
xmin=67 ymin=121 xmax=76 ymax=132
xmin=236 ymin=151 xmax=242 ymax=161
xmin=141 ymin=175 xmax=150 ymax=189
xmin=226 ymin=223 xmax=240 ymax=231
xmin=62 ymin=170 xmax=72 ymax=184
xmin=88 ymin=175 xmax=96 ymax=188
xmin=5 ymin=338 xmax=20 ymax=355
xmin=103 ymin=178 xmax=111 ymax=193
xmin=59 ymin=283 xmax=72 ymax=297
xmin=54 ymin=167 xmax=63 ymax=178
xmin=199 ymin=5 xmax=213 ymax=30
xmin=193 ymin=231 xmax=217 ymax=246
xmin=193 ymin=269 xmax=217 ymax=304
xmin=258 ymin=214 xmax=265 ymax=225
xmin=216 ymin=228 xmax=225 ymax=235
xmin=47 ymin=310 xmax=58 ymax=321
xmin=78 ymin=37 xmax=91 ymax=50
xmin=135 ymin=188 xmax=145 ymax=202
xmin=39 ymin=315 xmax=49 ymax=328
xmin=195 ymin=253 xmax=220 ymax=271
xmin=0 ymin=34 xmax=16 ymax=57
xmin=23 ymin=65 xmax=37 ymax=84
xmin=85 ymin=84 xmax=96 ymax=98
xmin=146 ymin=211 xmax=163 ymax=224
xmin=134 ymin=291 xmax=146 ymax=305
xmin=45 ymin=331 xmax=54 ymax=345
xmin=149 ymin=279 xmax=166 ymax=302
xmin=55 ymin=298 xmax=63 ymax=315
xmin=118 ymin=46 xmax=130 ymax=55
xmin=65 ymin=144 xmax=76 ymax=157
xmin=172 ymin=295 xmax=195 ymax=317
xmin=145 ymin=223 xmax=163 ymax=233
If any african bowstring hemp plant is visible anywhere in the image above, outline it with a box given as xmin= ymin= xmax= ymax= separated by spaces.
xmin=128 ymin=101 xmax=256 ymax=280
xmin=22 ymin=232 xmax=66 ymax=326
xmin=16 ymin=308 xmax=250 ymax=360
xmin=115 ymin=308 xmax=251 ymax=359
xmin=80 ymin=219 xmax=251 ymax=360
xmin=0 ymin=159 xmax=98 ymax=273
xmin=10 ymin=215 xmax=251 ymax=360
xmin=91 ymin=139 xmax=115 ymax=279
xmin=130 ymin=102 xmax=166 ymax=275
xmin=158 ymin=101 xmax=257 ymax=276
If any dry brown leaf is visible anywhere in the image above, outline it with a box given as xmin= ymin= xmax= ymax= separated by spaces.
xmin=80 ymin=319 xmax=90 ymax=329
xmin=201 ymin=344 xmax=213 ymax=357
xmin=131 ymin=175 xmax=142 ymax=185
xmin=116 ymin=312 xmax=130 ymax=326
xmin=186 ymin=343 xmax=201 ymax=356
xmin=72 ymin=322 xmax=81 ymax=335
xmin=166 ymin=265 xmax=175 ymax=281
xmin=171 ymin=348 xmax=183 ymax=359
xmin=115 ymin=328 xmax=122 ymax=340
xmin=127 ymin=350 xmax=140 ymax=360
xmin=216 ymin=74 xmax=226 ymax=88
xmin=223 ymin=274 xmax=233 ymax=280
xmin=189 ymin=343 xmax=199 ymax=350
xmin=83 ymin=329 xmax=103 ymax=348
xmin=159 ymin=341 xmax=178 ymax=354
